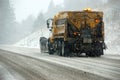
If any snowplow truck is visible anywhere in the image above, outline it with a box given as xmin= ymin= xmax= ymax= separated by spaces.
xmin=47 ymin=9 xmax=106 ymax=57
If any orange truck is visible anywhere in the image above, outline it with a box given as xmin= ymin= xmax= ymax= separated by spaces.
xmin=46 ymin=8 xmax=106 ymax=57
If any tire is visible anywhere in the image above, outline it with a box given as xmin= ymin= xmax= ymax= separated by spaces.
xmin=86 ymin=52 xmax=91 ymax=57
xmin=96 ymin=47 xmax=103 ymax=57
xmin=48 ymin=46 xmax=54 ymax=55
xmin=61 ymin=41 xmax=71 ymax=57
xmin=57 ymin=41 xmax=62 ymax=56
xmin=48 ymin=39 xmax=54 ymax=55
xmin=88 ymin=51 xmax=96 ymax=57
xmin=94 ymin=45 xmax=103 ymax=57
xmin=48 ymin=50 xmax=53 ymax=55
xmin=61 ymin=41 xmax=65 ymax=56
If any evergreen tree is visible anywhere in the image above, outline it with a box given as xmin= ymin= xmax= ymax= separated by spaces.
xmin=21 ymin=15 xmax=35 ymax=35
xmin=0 ymin=0 xmax=15 ymax=44
xmin=46 ymin=0 xmax=56 ymax=18
xmin=33 ymin=12 xmax=45 ymax=32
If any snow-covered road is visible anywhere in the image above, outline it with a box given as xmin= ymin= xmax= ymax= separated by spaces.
xmin=0 ymin=45 xmax=120 ymax=80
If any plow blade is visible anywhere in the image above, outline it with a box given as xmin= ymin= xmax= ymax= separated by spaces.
xmin=39 ymin=37 xmax=48 ymax=53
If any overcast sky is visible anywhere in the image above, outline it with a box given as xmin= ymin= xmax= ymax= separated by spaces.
xmin=11 ymin=0 xmax=63 ymax=22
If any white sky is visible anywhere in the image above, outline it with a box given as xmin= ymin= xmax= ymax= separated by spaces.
xmin=11 ymin=0 xmax=63 ymax=22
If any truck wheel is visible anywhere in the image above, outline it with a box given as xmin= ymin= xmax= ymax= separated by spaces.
xmin=88 ymin=51 xmax=96 ymax=57
xmin=95 ymin=43 xmax=103 ymax=57
xmin=96 ymin=47 xmax=103 ymax=57
xmin=49 ymin=50 xmax=53 ymax=55
xmin=48 ymin=46 xmax=54 ymax=55
xmin=61 ymin=41 xmax=65 ymax=56
xmin=48 ymin=39 xmax=54 ymax=55
xmin=89 ymin=50 xmax=101 ymax=57
xmin=86 ymin=52 xmax=91 ymax=57
xmin=57 ymin=41 xmax=62 ymax=56
xmin=61 ymin=41 xmax=70 ymax=57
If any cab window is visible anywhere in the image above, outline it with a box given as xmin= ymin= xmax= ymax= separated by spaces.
xmin=56 ymin=19 xmax=66 ymax=25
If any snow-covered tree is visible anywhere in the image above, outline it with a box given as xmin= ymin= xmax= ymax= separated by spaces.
xmin=33 ymin=12 xmax=45 ymax=32
xmin=0 ymin=0 xmax=15 ymax=44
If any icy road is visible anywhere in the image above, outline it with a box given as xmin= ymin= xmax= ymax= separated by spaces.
xmin=0 ymin=46 xmax=120 ymax=80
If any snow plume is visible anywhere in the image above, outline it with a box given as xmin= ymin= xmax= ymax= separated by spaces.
xmin=103 ymin=0 xmax=120 ymax=54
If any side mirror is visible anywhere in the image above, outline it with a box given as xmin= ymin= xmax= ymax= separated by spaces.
xmin=46 ymin=18 xmax=53 ymax=31
xmin=47 ymin=22 xmax=49 ymax=28
xmin=49 ymin=29 xmax=52 ymax=31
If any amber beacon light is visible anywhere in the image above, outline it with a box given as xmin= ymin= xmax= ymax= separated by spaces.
xmin=84 ymin=8 xmax=92 ymax=12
